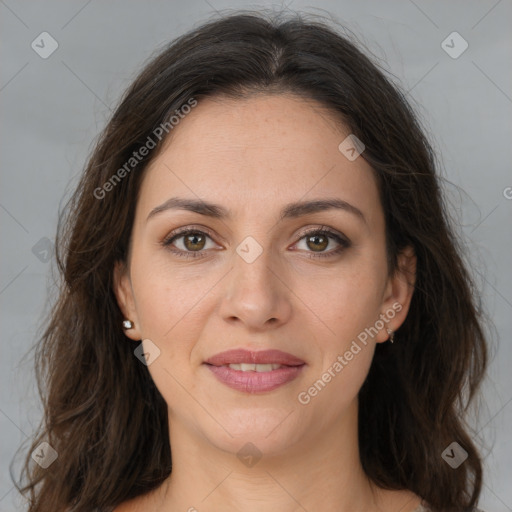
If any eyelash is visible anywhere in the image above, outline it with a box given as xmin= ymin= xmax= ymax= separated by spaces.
xmin=161 ymin=225 xmax=351 ymax=260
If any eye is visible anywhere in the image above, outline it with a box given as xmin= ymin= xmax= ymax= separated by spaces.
xmin=162 ymin=225 xmax=351 ymax=260
xmin=293 ymin=226 xmax=351 ymax=259
xmin=162 ymin=227 xmax=217 ymax=259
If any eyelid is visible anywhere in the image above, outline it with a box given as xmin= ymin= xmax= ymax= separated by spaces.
xmin=295 ymin=225 xmax=349 ymax=244
xmin=161 ymin=224 xmax=221 ymax=248
xmin=163 ymin=224 xmax=347 ymax=243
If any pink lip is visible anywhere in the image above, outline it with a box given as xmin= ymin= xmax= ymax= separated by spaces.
xmin=204 ymin=349 xmax=305 ymax=366
xmin=204 ymin=349 xmax=306 ymax=393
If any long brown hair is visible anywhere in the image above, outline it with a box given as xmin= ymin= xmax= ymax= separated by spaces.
xmin=13 ymin=10 xmax=489 ymax=512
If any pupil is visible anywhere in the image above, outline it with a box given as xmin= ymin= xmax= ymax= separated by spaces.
xmin=186 ymin=233 xmax=204 ymax=250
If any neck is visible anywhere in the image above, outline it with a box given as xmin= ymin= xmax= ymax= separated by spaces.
xmin=155 ymin=399 xmax=384 ymax=512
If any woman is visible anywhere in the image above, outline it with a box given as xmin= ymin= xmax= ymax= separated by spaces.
xmin=15 ymin=10 xmax=488 ymax=512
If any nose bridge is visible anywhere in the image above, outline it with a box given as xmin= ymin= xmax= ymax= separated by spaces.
xmin=234 ymin=234 xmax=275 ymax=287
xmin=219 ymin=233 xmax=291 ymax=329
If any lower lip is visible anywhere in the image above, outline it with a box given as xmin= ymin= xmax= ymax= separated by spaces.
xmin=205 ymin=364 xmax=305 ymax=393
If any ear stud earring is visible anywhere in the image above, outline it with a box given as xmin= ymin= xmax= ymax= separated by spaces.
xmin=122 ymin=319 xmax=134 ymax=330
xmin=386 ymin=328 xmax=395 ymax=343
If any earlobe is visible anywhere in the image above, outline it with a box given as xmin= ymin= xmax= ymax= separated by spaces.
xmin=113 ymin=260 xmax=141 ymax=341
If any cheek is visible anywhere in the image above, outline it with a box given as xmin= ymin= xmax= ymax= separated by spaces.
xmin=131 ymin=247 xmax=214 ymax=338
xmin=298 ymin=273 xmax=381 ymax=413
xmin=130 ymin=262 xmax=210 ymax=409
xmin=312 ymin=265 xmax=386 ymax=338
xmin=129 ymin=257 xmax=226 ymax=410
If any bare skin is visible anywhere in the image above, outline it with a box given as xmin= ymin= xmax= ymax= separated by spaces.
xmin=114 ymin=93 xmax=419 ymax=512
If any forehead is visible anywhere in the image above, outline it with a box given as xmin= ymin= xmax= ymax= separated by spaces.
xmin=137 ymin=93 xmax=382 ymax=226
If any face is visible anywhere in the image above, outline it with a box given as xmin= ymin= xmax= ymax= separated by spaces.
xmin=114 ymin=93 xmax=415 ymax=457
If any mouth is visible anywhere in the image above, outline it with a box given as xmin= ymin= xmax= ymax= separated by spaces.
xmin=204 ymin=348 xmax=306 ymax=367
xmin=203 ymin=349 xmax=306 ymax=393
xmin=220 ymin=363 xmax=286 ymax=372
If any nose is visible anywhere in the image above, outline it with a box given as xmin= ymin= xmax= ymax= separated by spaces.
xmin=217 ymin=241 xmax=292 ymax=331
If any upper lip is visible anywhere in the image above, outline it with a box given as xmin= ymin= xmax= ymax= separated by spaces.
xmin=204 ymin=349 xmax=305 ymax=366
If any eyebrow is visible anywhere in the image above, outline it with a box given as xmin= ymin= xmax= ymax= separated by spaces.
xmin=147 ymin=196 xmax=366 ymax=224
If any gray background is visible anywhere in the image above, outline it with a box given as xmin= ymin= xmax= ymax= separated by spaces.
xmin=1 ymin=1 xmax=511 ymax=510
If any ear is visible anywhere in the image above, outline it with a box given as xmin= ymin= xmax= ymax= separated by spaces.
xmin=113 ymin=260 xmax=142 ymax=341
xmin=375 ymin=245 xmax=416 ymax=343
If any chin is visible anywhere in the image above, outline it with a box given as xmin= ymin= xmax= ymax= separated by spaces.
xmin=195 ymin=406 xmax=302 ymax=457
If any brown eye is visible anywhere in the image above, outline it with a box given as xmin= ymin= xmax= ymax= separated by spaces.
xmin=162 ymin=226 xmax=351 ymax=260
xmin=162 ymin=229 xmax=215 ymax=259
xmin=295 ymin=228 xmax=351 ymax=259
xmin=306 ymin=233 xmax=329 ymax=252
xmin=182 ymin=232 xmax=207 ymax=251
